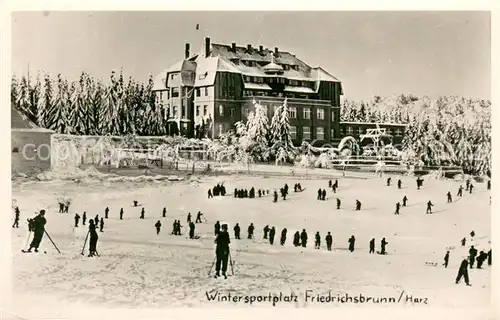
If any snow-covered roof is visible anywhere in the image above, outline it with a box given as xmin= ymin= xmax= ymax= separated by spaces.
xmin=11 ymin=107 xmax=54 ymax=132
xmin=152 ymin=70 xmax=168 ymax=91
xmin=284 ymin=86 xmax=315 ymax=94
xmin=340 ymin=121 xmax=408 ymax=126
xmin=244 ymin=83 xmax=272 ymax=91
xmin=311 ymin=67 xmax=341 ymax=83
xmin=194 ymin=57 xmax=241 ymax=87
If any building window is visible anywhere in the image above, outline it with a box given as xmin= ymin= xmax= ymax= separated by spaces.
xmin=196 ymin=105 xmax=200 ymax=117
xmin=330 ymin=129 xmax=335 ymax=138
xmin=357 ymin=127 xmax=363 ymax=135
xmin=170 ymin=74 xmax=176 ymax=80
xmin=387 ymin=128 xmax=393 ymax=135
xmin=316 ymin=108 xmax=325 ymax=120
xmin=317 ymin=127 xmax=325 ymax=140
xmin=222 ymin=88 xmax=227 ymax=97
xmin=171 ymin=87 xmax=179 ymax=98
xmin=196 ymin=88 xmax=201 ymax=97
xmin=346 ymin=126 xmax=353 ymax=135
xmin=203 ymin=105 xmax=208 ymax=116
xmin=395 ymin=128 xmax=402 ymax=137
xmin=205 ymin=87 xmax=209 ymax=96
xmin=289 ymin=107 xmax=297 ymax=119
xmin=218 ymin=124 xmax=224 ymax=136
xmin=290 ymin=126 xmax=297 ymax=140
xmin=331 ymin=111 xmax=336 ymax=122
xmin=230 ymin=108 xmax=235 ymax=117
xmin=182 ymin=105 xmax=187 ymax=118
xmin=219 ymin=105 xmax=224 ymax=116
xmin=303 ymin=108 xmax=311 ymax=119
xmin=229 ymin=86 xmax=235 ymax=97
xmin=173 ymin=106 xmax=178 ymax=117
xmin=303 ymin=126 xmax=311 ymax=140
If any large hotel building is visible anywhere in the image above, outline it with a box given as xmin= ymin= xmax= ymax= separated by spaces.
xmin=153 ymin=37 xmax=406 ymax=146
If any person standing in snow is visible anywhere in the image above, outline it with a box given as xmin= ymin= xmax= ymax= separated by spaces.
xmin=395 ymin=202 xmax=401 ymax=215
xmin=455 ymin=258 xmax=471 ymax=286
xmin=187 ymin=212 xmax=191 ymax=224
xmin=273 ymin=190 xmax=278 ymax=202
xmin=293 ymin=231 xmax=300 ymax=247
xmin=74 ymin=213 xmax=80 ymax=228
xmin=326 ymin=232 xmax=333 ymax=251
xmin=263 ymin=225 xmax=270 ymax=239
xmin=457 ymin=185 xmax=463 ymax=197
xmin=155 ymin=220 xmax=162 ymax=235
xmin=322 ymin=189 xmax=327 ymax=201
xmin=88 ymin=219 xmax=99 ymax=257
xmin=189 ymin=221 xmax=195 ymax=239
xmin=447 ymin=192 xmax=452 ymax=203
xmin=82 ymin=212 xmax=87 ymax=225
xmin=280 ymin=228 xmax=287 ymax=246
xmin=402 ymin=195 xmax=408 ymax=207
xmin=214 ymin=221 xmax=221 ymax=236
xmin=380 ymin=238 xmax=388 ymax=255
xmin=466 ymin=179 xmax=470 ymax=191
xmin=461 ymin=237 xmax=466 ymax=246
xmin=94 ymin=214 xmax=99 ymax=226
xmin=337 ymin=198 xmax=341 ymax=210
xmin=426 ymin=201 xmax=433 ymax=214
xmin=397 ymin=179 xmax=402 ymax=189
xmin=317 ymin=189 xmax=322 ymax=201
xmin=27 ymin=210 xmax=47 ymax=253
xmin=13 ymin=209 xmax=20 ymax=228
xmin=387 ymin=177 xmax=391 ymax=186
xmin=99 ymin=218 xmax=104 ymax=232
xmin=247 ymin=223 xmax=254 ymax=239
xmin=355 ymin=200 xmax=362 ymax=211
xmin=140 ymin=208 xmax=145 ymax=219
xmin=233 ymin=223 xmax=241 ymax=240
xmin=300 ymin=229 xmax=308 ymax=248
xmin=487 ymin=249 xmax=492 ymax=266
xmin=369 ymin=238 xmax=375 ymax=254
xmin=469 ymin=184 xmax=474 ymax=194
xmin=469 ymin=246 xmax=478 ymax=268
xmin=476 ymin=251 xmax=487 ymax=269
xmin=348 ymin=235 xmax=356 ymax=252
xmin=196 ymin=211 xmax=203 ymax=223
xmin=119 ymin=208 xmax=124 ymax=220
xmin=314 ymin=232 xmax=321 ymax=249
xmin=269 ymin=227 xmax=276 ymax=245
xmin=443 ymin=251 xmax=450 ymax=268
xmin=214 ymin=224 xmax=231 ymax=279
xmin=105 ymin=207 xmax=109 ymax=219
xmin=162 ymin=207 xmax=167 ymax=218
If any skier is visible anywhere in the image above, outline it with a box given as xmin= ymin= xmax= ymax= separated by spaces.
xmin=300 ymin=229 xmax=308 ymax=248
xmin=94 ymin=215 xmax=99 ymax=226
xmin=196 ymin=211 xmax=203 ymax=223
xmin=332 ymin=183 xmax=337 ymax=193
xmin=455 ymin=258 xmax=471 ymax=286
xmin=233 ymin=223 xmax=241 ymax=240
xmin=26 ymin=210 xmax=47 ymax=253
xmin=447 ymin=191 xmax=452 ymax=203
xmin=487 ymin=249 xmax=492 ymax=266
xmin=402 ymin=195 xmax=408 ymax=207
xmin=284 ymin=184 xmax=289 ymax=195
xmin=466 ymin=179 xmax=470 ymax=191
xmin=317 ymin=189 xmax=322 ymax=200
xmin=355 ymin=200 xmax=361 ymax=211
xmin=171 ymin=220 xmax=177 ymax=235
xmin=64 ymin=202 xmax=69 ymax=213
xmin=397 ymin=179 xmax=402 ymax=189
xmin=177 ymin=220 xmax=184 ymax=235
xmin=99 ymin=217 xmax=104 ymax=232
xmin=187 ymin=212 xmax=192 ymax=224
xmin=326 ymin=232 xmax=333 ymax=251
xmin=105 ymin=207 xmax=109 ymax=219
xmin=457 ymin=185 xmax=463 ymax=197
xmin=74 ymin=213 xmax=80 ymax=228
xmin=329 ymin=180 xmax=332 ymax=188
xmin=273 ymin=190 xmax=278 ymax=203
xmin=476 ymin=251 xmax=487 ymax=269
xmin=443 ymin=250 xmax=450 ymax=268
xmin=380 ymin=237 xmax=388 ymax=255
xmin=269 ymin=227 xmax=276 ymax=245
xmin=88 ymin=219 xmax=99 ymax=257
xmin=469 ymin=184 xmax=474 ymax=194
xmin=12 ymin=209 xmax=20 ymax=228
xmin=133 ymin=200 xmax=138 ymax=207
xmin=369 ymin=238 xmax=375 ymax=254
xmin=461 ymin=237 xmax=466 ymax=246
xmin=395 ymin=202 xmax=401 ymax=215
xmin=189 ymin=221 xmax=195 ymax=239
xmin=387 ymin=177 xmax=391 ymax=186
xmin=247 ymin=223 xmax=255 ymax=239
xmin=58 ymin=202 xmax=64 ymax=213
xmin=140 ymin=208 xmax=145 ymax=219
xmin=293 ymin=231 xmax=301 ymax=247
xmin=263 ymin=225 xmax=270 ymax=239
xmin=214 ymin=224 xmax=231 ymax=279
xmin=214 ymin=221 xmax=221 ymax=236
xmin=333 ymin=180 xmax=338 ymax=190
xmin=280 ymin=228 xmax=287 ymax=246
xmin=322 ymin=189 xmax=327 ymax=201
xmin=82 ymin=212 xmax=87 ymax=225
xmin=487 ymin=180 xmax=491 ymax=190
xmin=426 ymin=201 xmax=433 ymax=214
xmin=348 ymin=235 xmax=356 ymax=252
xmin=208 ymin=189 xmax=213 ymax=199
xmin=314 ymin=232 xmax=321 ymax=249
xmin=336 ymin=198 xmax=341 ymax=210
xmin=155 ymin=220 xmax=162 ymax=235
xmin=297 ymin=183 xmax=303 ymax=191
xmin=120 ymin=208 xmax=124 ymax=220
xmin=469 ymin=246 xmax=478 ymax=268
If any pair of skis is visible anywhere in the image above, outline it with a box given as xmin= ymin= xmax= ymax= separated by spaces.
xmin=208 ymin=250 xmax=235 ymax=278
xmin=21 ymin=230 xmax=61 ymax=254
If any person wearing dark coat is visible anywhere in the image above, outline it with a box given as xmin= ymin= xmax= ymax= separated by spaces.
xmin=487 ymin=180 xmax=491 ymax=190
xmin=447 ymin=191 xmax=453 ymax=203
xmin=162 ymin=207 xmax=166 ymax=218
xmin=297 ymin=183 xmax=303 ymax=191
xmin=269 ymin=227 xmax=276 ymax=245
xmin=332 ymin=184 xmax=337 ymax=193
xmin=293 ymin=231 xmax=301 ymax=247
xmin=208 ymin=189 xmax=213 ymax=199
xmin=88 ymin=219 xmax=99 ymax=257
xmin=246 ymin=223 xmax=255 ymax=239
xmin=13 ymin=210 xmax=20 ymax=228
xmin=234 ymin=188 xmax=238 ymax=198
xmin=221 ymin=185 xmax=226 ymax=196
xmin=99 ymin=218 xmax=104 ymax=232
xmin=322 ymin=189 xmax=327 ymax=201
xmin=387 ymin=177 xmax=391 ymax=186
xmin=214 ymin=221 xmax=221 ymax=236
xmin=455 ymin=258 xmax=471 ymax=286
xmin=469 ymin=184 xmax=474 ymax=194
xmin=177 ymin=220 xmax=184 ymax=235
xmin=82 ymin=211 xmax=87 ymax=225
xmin=470 ymin=230 xmax=475 ymax=238
xmin=487 ymin=249 xmax=492 ymax=266
xmin=74 ymin=213 xmax=80 ymax=228
xmin=443 ymin=251 xmax=450 ymax=268
xmin=457 ymin=185 xmax=463 ymax=197
xmin=395 ymin=202 xmax=401 ymax=215
xmin=355 ymin=200 xmax=361 ymax=211
xmin=187 ymin=212 xmax=192 ymax=223
xmin=426 ymin=201 xmax=433 ymax=214
xmin=172 ymin=220 xmax=177 ymax=234
xmin=258 ymin=189 xmax=262 ymax=197
xmin=300 ymin=229 xmax=308 ymax=248
xmin=244 ymin=189 xmax=249 ymax=198
xmin=27 ymin=218 xmax=34 ymax=232
xmin=348 ymin=235 xmax=356 ymax=252
xmin=233 ymin=223 xmax=241 ymax=240
xmin=280 ymin=228 xmax=287 ymax=246
xmin=333 ymin=180 xmax=338 ymax=189
xmin=369 ymin=238 xmax=375 ymax=254
xmin=284 ymin=184 xmax=289 ymax=195
xmin=329 ymin=180 xmax=332 ymax=188
xmin=140 ymin=208 xmax=145 ymax=219
xmin=402 ymin=195 xmax=408 ymax=207
xmin=466 ymin=179 xmax=470 ymax=191
xmin=94 ymin=215 xmax=99 ymax=226
xmin=189 ymin=221 xmax=195 ymax=239
xmin=380 ymin=238 xmax=388 ymax=255
xmin=317 ymin=189 xmax=322 ymax=201
xmin=397 ymin=179 xmax=402 ymax=189
xmin=27 ymin=210 xmax=47 ymax=252
xmin=314 ymin=232 xmax=321 ymax=249
xmin=133 ymin=200 xmax=138 ymax=207
xmin=155 ymin=220 xmax=162 ymax=234
xmin=280 ymin=188 xmax=287 ymax=200
xmin=469 ymin=246 xmax=478 ymax=268
xmin=59 ymin=202 xmax=64 ymax=213
xmin=263 ymin=225 xmax=270 ymax=239
xmin=249 ymin=187 xmax=255 ymax=199
xmin=119 ymin=208 xmax=123 ymax=220
xmin=196 ymin=211 xmax=203 ymax=223
xmin=476 ymin=251 xmax=487 ymax=269
xmin=336 ymin=198 xmax=341 ymax=210
xmin=273 ymin=190 xmax=278 ymax=203
xmin=214 ymin=224 xmax=231 ymax=279
xmin=461 ymin=237 xmax=466 ymax=246
xmin=326 ymin=232 xmax=333 ymax=251
xmin=105 ymin=207 xmax=109 ymax=219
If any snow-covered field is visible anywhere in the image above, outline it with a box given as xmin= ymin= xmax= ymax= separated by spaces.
xmin=9 ymin=173 xmax=491 ymax=316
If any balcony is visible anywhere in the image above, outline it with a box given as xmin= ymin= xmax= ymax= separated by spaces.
xmin=242 ymin=95 xmax=333 ymax=107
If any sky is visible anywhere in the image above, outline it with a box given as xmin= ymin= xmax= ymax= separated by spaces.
xmin=11 ymin=11 xmax=491 ymax=100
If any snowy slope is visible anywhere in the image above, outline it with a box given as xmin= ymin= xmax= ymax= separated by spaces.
xmin=10 ymin=174 xmax=491 ymax=316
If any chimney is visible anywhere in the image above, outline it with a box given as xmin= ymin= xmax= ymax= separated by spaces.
xmin=205 ymin=37 xmax=211 ymax=58
xmin=259 ymin=45 xmax=263 ymax=53
xmin=247 ymin=44 xmax=252 ymax=52
xmin=232 ymin=42 xmax=236 ymax=52
xmin=274 ymin=47 xmax=279 ymax=57
xmin=185 ymin=43 xmax=190 ymax=59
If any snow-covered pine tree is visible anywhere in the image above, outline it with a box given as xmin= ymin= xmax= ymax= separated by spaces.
xmin=16 ymin=76 xmax=32 ymax=122
xmin=27 ymin=74 xmax=41 ymax=125
xmin=270 ymin=99 xmax=296 ymax=164
xmin=87 ymin=77 xmax=104 ymax=135
xmin=11 ymin=75 xmax=20 ymax=112
xmin=101 ymin=71 xmax=121 ymax=135
xmin=48 ymin=74 xmax=71 ymax=133
xmin=37 ymin=74 xmax=53 ymax=129
xmin=246 ymin=100 xmax=271 ymax=161
xmin=69 ymin=72 xmax=88 ymax=135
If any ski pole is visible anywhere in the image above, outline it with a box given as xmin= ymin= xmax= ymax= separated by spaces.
xmin=229 ymin=250 xmax=235 ymax=275
xmin=81 ymin=231 xmax=90 ymax=255
xmin=24 ymin=231 xmax=32 ymax=251
xmin=44 ymin=230 xmax=61 ymax=254
xmin=208 ymin=257 xmax=216 ymax=276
